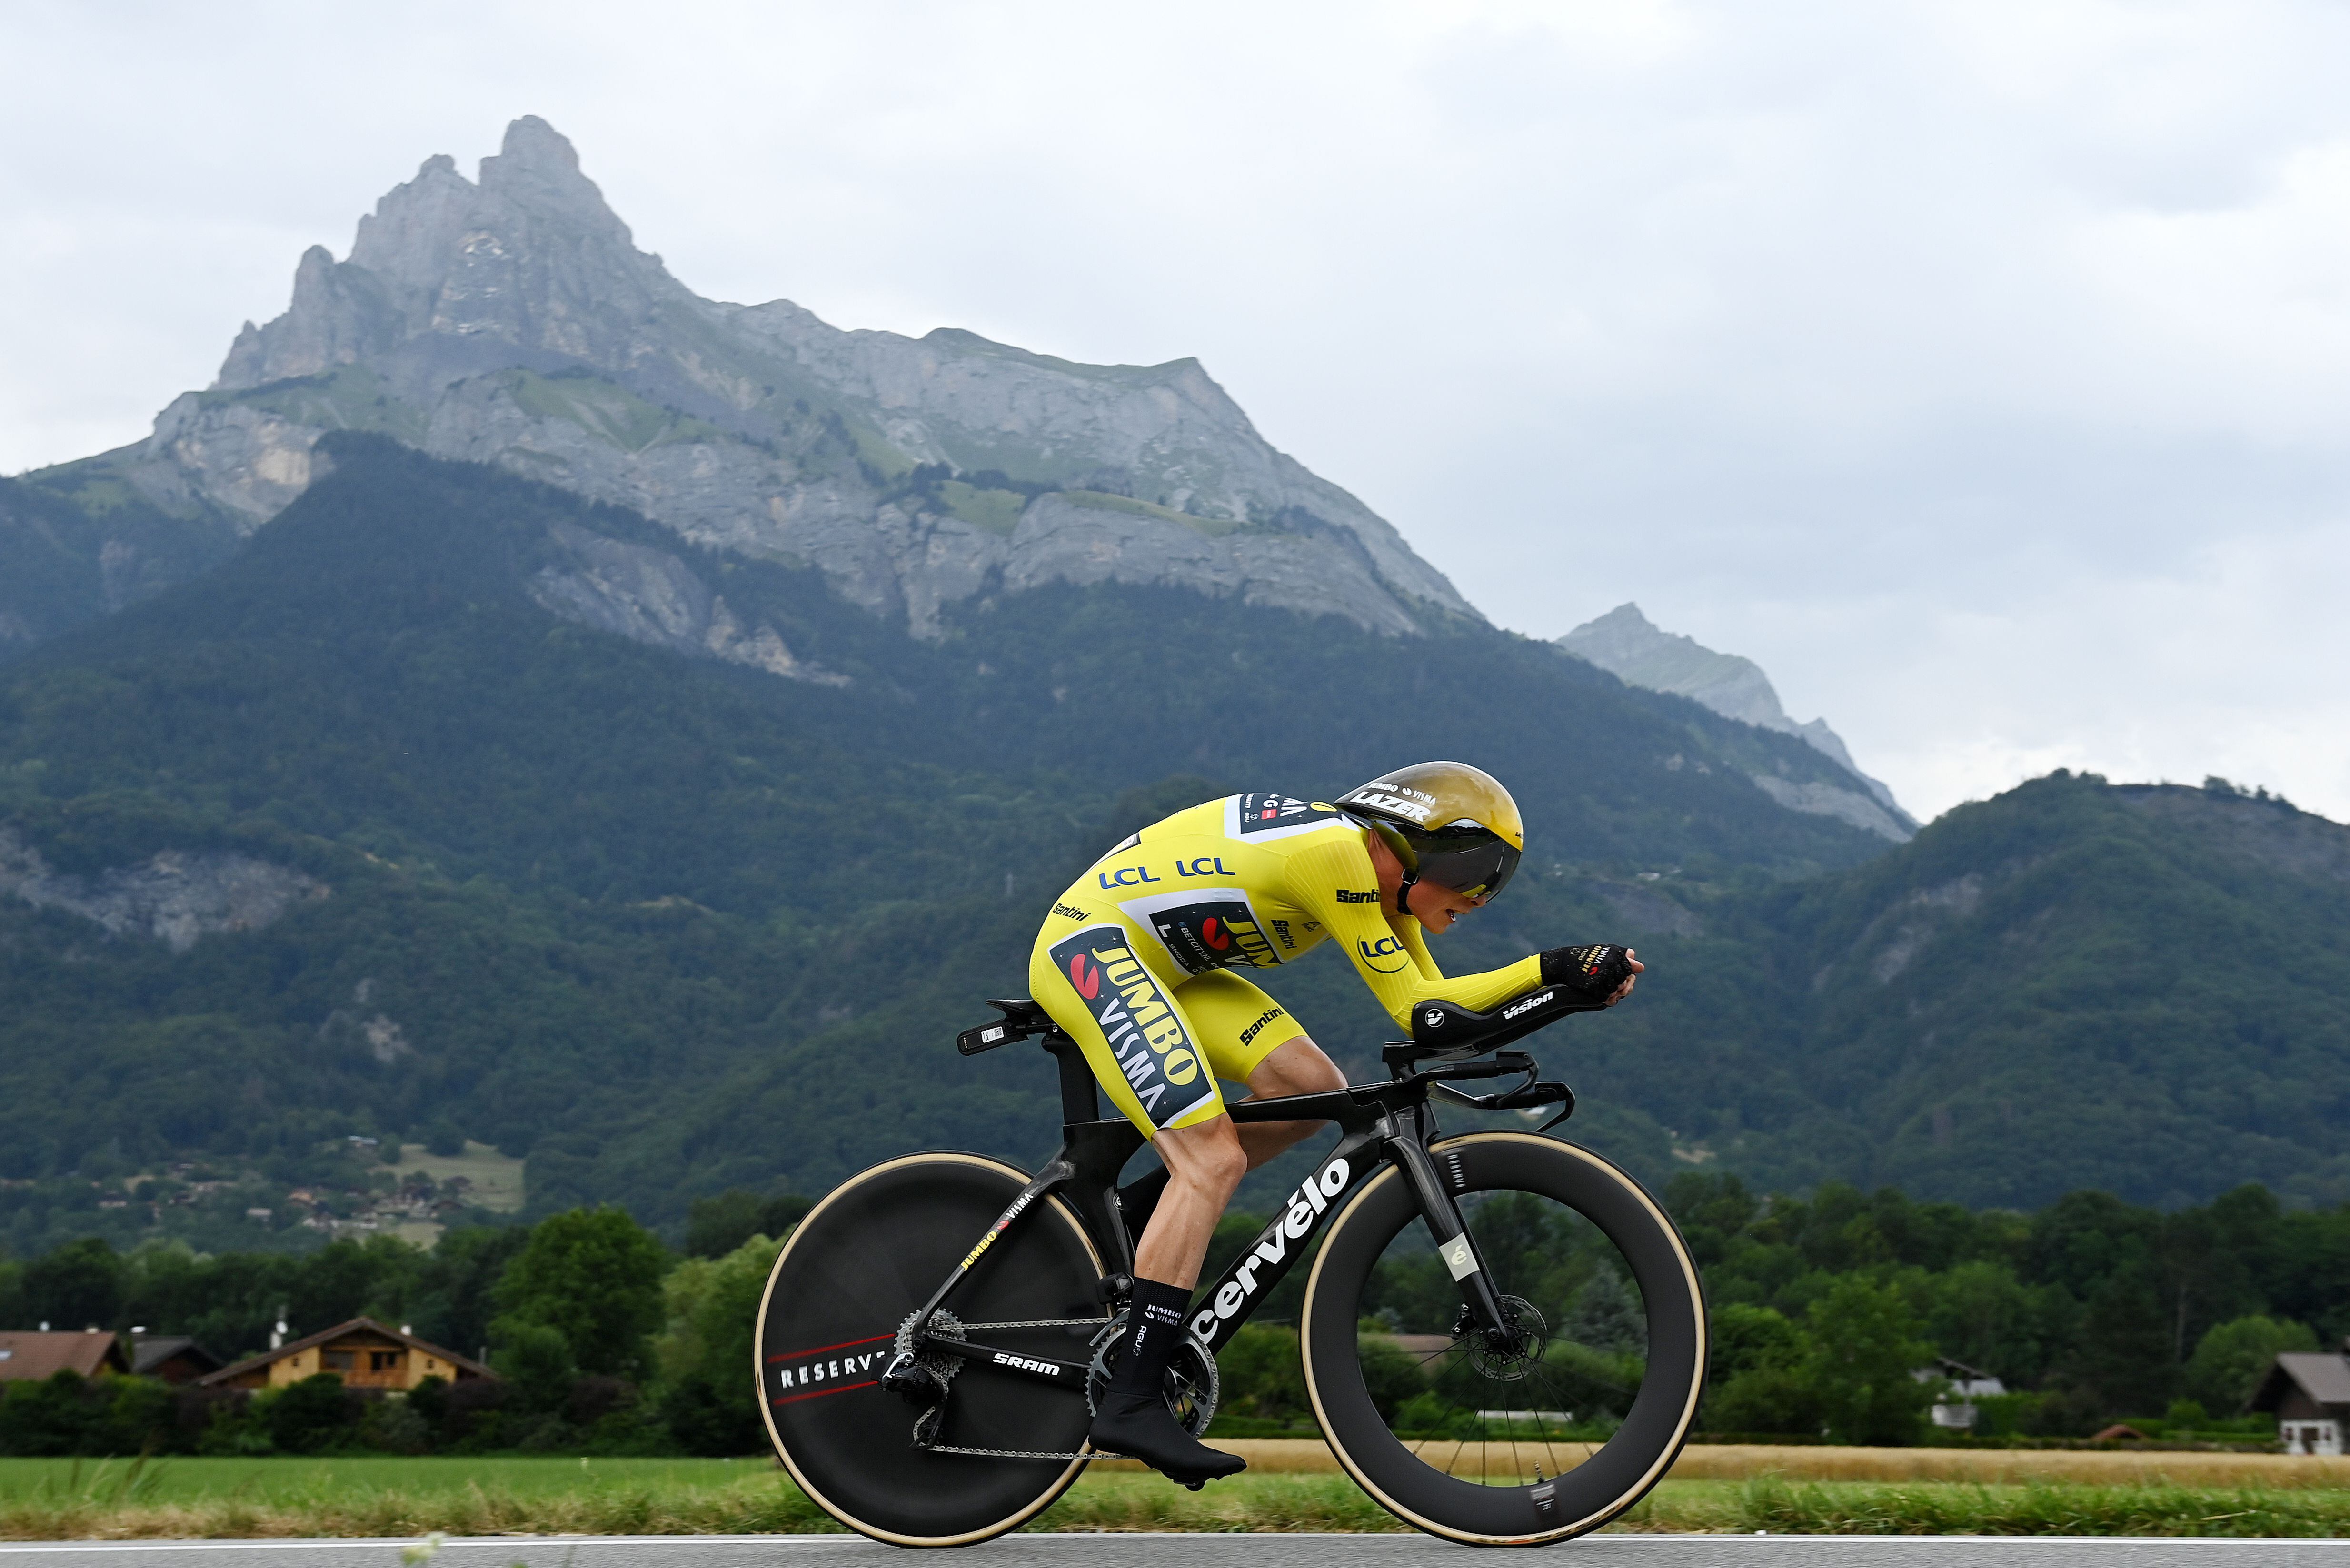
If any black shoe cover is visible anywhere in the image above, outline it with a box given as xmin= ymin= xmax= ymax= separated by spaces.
xmin=1088 ymin=1389 xmax=1246 ymax=1487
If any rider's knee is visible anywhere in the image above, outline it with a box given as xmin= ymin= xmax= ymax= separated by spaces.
xmin=1167 ymin=1120 xmax=1247 ymax=1193
xmin=1251 ymin=1035 xmax=1346 ymax=1098
xmin=1199 ymin=1134 xmax=1248 ymax=1193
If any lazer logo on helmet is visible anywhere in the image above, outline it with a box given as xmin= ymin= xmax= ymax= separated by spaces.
xmin=1190 ymin=1155 xmax=1353 ymax=1340
xmin=1342 ymin=787 xmax=1434 ymax=823
xmin=1047 ymin=928 xmax=1214 ymax=1128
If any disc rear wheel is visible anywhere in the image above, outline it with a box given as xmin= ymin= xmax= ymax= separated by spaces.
xmin=756 ymin=1152 xmax=1105 ymax=1546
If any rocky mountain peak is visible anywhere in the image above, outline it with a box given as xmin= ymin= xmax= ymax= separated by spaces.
xmin=1561 ymin=602 xmax=1915 ymax=839
xmin=125 ymin=117 xmax=1477 ymax=641
xmin=220 ymin=117 xmax=670 ymax=395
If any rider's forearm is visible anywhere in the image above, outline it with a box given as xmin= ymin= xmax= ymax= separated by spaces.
xmin=1284 ymin=835 xmax=1546 ymax=1025
xmin=1367 ymin=953 xmax=1543 ymax=1026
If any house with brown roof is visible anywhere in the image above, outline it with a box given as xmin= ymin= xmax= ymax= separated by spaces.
xmin=0 ymin=1330 xmax=132 ymax=1382
xmin=196 ymin=1317 xmax=492 ymax=1392
xmin=2251 ymin=1350 xmax=2350 ymax=1455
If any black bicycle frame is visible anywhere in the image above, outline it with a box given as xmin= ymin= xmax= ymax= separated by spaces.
xmin=897 ymin=1030 xmax=1576 ymax=1392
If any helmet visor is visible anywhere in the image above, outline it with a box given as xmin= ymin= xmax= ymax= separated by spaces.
xmin=1414 ymin=835 xmax=1522 ymax=901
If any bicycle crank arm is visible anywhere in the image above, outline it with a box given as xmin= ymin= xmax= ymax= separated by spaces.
xmin=921 ymin=1335 xmax=1093 ymax=1388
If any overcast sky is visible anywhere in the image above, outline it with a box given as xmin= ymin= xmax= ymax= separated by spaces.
xmin=6 ymin=0 xmax=2349 ymax=824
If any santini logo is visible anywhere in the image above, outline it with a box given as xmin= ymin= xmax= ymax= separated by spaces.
xmin=1502 ymin=990 xmax=1555 ymax=1021
xmin=1334 ymin=889 xmax=1378 ymax=903
xmin=991 ymin=1351 xmax=1059 ymax=1377
xmin=1189 ymin=1155 xmax=1352 ymax=1339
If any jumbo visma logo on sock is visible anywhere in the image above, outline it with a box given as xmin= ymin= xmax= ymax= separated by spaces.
xmin=1049 ymin=928 xmax=1215 ymax=1127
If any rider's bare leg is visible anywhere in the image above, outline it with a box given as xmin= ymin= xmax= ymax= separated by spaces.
xmin=1096 ymin=1113 xmax=1251 ymax=1481
xmin=1127 ymin=1037 xmax=1344 ymax=1285
xmin=1233 ymin=1034 xmax=1345 ymax=1169
xmin=1131 ymin=1114 xmax=1246 ymax=1289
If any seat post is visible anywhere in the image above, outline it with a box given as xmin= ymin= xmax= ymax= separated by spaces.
xmin=1041 ymin=1033 xmax=1101 ymax=1125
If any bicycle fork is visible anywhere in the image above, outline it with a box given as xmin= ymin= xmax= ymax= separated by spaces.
xmin=1181 ymin=1109 xmax=1513 ymax=1357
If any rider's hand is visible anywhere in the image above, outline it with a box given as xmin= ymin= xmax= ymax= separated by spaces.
xmin=1541 ymin=943 xmax=1643 ymax=1005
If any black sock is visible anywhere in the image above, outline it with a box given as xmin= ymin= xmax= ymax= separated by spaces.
xmin=1109 ymin=1275 xmax=1191 ymax=1400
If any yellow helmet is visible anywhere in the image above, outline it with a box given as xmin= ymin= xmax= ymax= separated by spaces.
xmin=1338 ymin=761 xmax=1524 ymax=903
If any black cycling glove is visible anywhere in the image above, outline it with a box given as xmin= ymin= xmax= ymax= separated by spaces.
xmin=1541 ymin=943 xmax=1635 ymax=997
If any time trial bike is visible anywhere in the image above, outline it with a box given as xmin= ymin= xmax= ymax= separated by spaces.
xmin=753 ymin=982 xmax=1708 ymax=1547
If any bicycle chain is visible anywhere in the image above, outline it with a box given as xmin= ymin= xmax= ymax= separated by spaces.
xmin=922 ymin=1440 xmax=1098 ymax=1461
xmin=907 ymin=1314 xmax=1113 ymax=1461
xmin=954 ymin=1315 xmax=1113 ymax=1331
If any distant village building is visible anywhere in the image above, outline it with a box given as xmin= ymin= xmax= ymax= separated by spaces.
xmin=129 ymin=1333 xmax=223 ymax=1384
xmin=2252 ymin=1349 xmax=2350 ymax=1455
xmin=1914 ymin=1354 xmax=2007 ymax=1429
xmin=195 ymin=1317 xmax=492 ymax=1392
xmin=0 ymin=1330 xmax=132 ymax=1382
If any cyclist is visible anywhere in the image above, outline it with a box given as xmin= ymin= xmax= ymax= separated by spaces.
xmin=1029 ymin=761 xmax=1642 ymax=1485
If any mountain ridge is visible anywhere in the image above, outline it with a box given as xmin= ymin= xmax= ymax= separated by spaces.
xmin=48 ymin=116 xmax=1468 ymax=641
xmin=1560 ymin=602 xmax=1913 ymax=836
xmin=0 ymin=436 xmax=1904 ymax=1244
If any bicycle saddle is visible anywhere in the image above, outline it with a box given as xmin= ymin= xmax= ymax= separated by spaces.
xmin=956 ymin=997 xmax=1056 ymax=1055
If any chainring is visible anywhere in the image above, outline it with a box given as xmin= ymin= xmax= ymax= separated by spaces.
xmin=1085 ymin=1313 xmax=1219 ymax=1436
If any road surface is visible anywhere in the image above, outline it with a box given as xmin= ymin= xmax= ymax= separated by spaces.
xmin=5 ymin=1536 xmax=2348 ymax=1568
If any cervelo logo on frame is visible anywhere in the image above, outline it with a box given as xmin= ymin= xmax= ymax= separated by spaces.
xmin=1189 ymin=1155 xmax=1352 ymax=1339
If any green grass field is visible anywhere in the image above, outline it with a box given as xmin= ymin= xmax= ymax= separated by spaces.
xmin=5 ymin=1458 xmax=2350 ymax=1538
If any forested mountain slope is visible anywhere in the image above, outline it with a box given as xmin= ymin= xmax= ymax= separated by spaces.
xmin=1548 ymin=773 xmax=2350 ymax=1211
xmin=4 ymin=440 xmax=2346 ymax=1231
xmin=6 ymin=116 xmax=2345 ymax=1236
xmin=0 ymin=437 xmax=1886 ymax=1245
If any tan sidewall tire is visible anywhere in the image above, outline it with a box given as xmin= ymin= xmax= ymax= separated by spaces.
xmin=754 ymin=1151 xmax=1101 ymax=1547
xmin=1300 ymin=1132 xmax=1707 ymax=1545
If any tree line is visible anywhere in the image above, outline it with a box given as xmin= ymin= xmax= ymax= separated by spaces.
xmin=6 ymin=1173 xmax=2344 ymax=1456
xmin=1673 ymin=1172 xmax=2340 ymax=1442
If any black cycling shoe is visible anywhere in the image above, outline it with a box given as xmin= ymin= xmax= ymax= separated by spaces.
xmin=1087 ymin=1389 xmax=1247 ymax=1489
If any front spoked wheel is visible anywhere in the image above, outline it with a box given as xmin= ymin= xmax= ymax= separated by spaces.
xmin=1302 ymin=1132 xmax=1706 ymax=1545
xmin=756 ymin=1152 xmax=1105 ymax=1546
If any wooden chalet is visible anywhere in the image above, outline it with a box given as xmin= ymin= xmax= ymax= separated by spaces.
xmin=195 ymin=1316 xmax=492 ymax=1392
